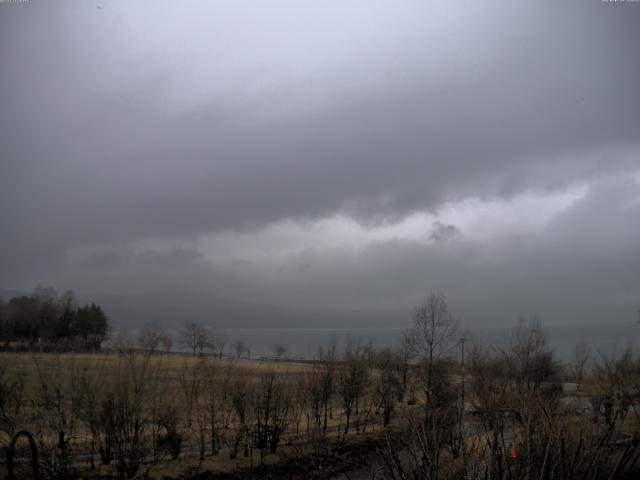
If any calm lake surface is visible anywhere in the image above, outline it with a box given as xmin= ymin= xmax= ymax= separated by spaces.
xmin=220 ymin=321 xmax=640 ymax=361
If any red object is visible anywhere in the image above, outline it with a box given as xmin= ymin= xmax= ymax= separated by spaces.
xmin=509 ymin=446 xmax=517 ymax=459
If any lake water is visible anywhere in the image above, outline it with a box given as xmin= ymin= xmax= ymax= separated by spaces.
xmin=220 ymin=321 xmax=640 ymax=361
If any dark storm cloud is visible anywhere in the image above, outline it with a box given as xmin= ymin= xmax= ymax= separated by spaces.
xmin=41 ymin=170 xmax=640 ymax=323
xmin=77 ymin=247 xmax=204 ymax=270
xmin=227 ymin=173 xmax=640 ymax=310
xmin=429 ymin=222 xmax=461 ymax=243
xmin=1 ymin=1 xmax=639 ymax=312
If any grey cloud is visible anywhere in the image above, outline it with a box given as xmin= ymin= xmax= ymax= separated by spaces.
xmin=429 ymin=222 xmax=461 ymax=243
xmin=73 ymin=175 xmax=640 ymax=303
xmin=1 ymin=1 xmax=639 ymax=314
xmin=202 ymin=173 xmax=640 ymax=310
xmin=29 ymin=171 xmax=639 ymax=328
xmin=78 ymin=247 xmax=205 ymax=270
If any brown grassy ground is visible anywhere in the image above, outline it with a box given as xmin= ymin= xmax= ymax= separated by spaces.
xmin=0 ymin=350 xmax=314 ymax=410
xmin=0 ymin=350 xmax=393 ymax=479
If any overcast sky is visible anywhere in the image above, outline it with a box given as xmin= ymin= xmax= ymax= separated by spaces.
xmin=1 ymin=1 xmax=639 ymax=315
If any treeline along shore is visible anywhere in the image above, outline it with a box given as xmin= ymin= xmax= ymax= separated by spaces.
xmin=0 ymin=286 xmax=109 ymax=352
xmin=0 ymin=291 xmax=639 ymax=479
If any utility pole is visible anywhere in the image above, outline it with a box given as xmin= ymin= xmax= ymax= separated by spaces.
xmin=460 ymin=336 xmax=466 ymax=411
xmin=459 ymin=336 xmax=467 ymax=467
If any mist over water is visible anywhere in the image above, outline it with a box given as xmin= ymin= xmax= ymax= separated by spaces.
xmin=149 ymin=321 xmax=638 ymax=361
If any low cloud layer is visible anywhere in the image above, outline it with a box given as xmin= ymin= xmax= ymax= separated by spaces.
xmin=1 ymin=1 xmax=639 ymax=320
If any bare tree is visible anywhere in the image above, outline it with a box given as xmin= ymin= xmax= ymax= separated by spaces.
xmin=0 ymin=363 xmax=25 ymax=439
xmin=178 ymin=357 xmax=205 ymax=428
xmin=373 ymin=348 xmax=403 ymax=428
xmin=306 ymin=365 xmax=324 ymax=433
xmin=411 ymin=292 xmax=459 ymax=408
xmin=593 ymin=345 xmax=637 ymax=425
xmin=233 ymin=339 xmax=247 ymax=359
xmin=382 ymin=320 xmax=567 ymax=480
xmin=288 ymin=373 xmax=309 ymax=438
xmin=31 ymin=354 xmax=76 ymax=478
xmin=137 ymin=323 xmax=162 ymax=352
xmin=180 ymin=321 xmax=209 ymax=356
xmin=227 ymin=377 xmax=249 ymax=459
xmin=177 ymin=357 xmax=209 ymax=460
xmin=207 ymin=331 xmax=225 ymax=358
xmin=338 ymin=338 xmax=369 ymax=434
xmin=71 ymin=354 xmax=111 ymax=471
xmin=572 ymin=339 xmax=592 ymax=382
xmin=397 ymin=332 xmax=415 ymax=403
xmin=251 ymin=369 xmax=292 ymax=461
xmin=200 ymin=359 xmax=229 ymax=455
xmin=381 ymin=293 xmax=461 ymax=479
xmin=467 ymin=320 xmax=564 ymax=480
xmin=318 ymin=340 xmax=337 ymax=433
xmin=157 ymin=406 xmax=183 ymax=460
xmin=159 ymin=333 xmax=173 ymax=353
xmin=271 ymin=343 xmax=288 ymax=360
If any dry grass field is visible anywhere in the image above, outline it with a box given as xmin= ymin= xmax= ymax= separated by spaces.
xmin=1 ymin=321 xmax=639 ymax=480
xmin=0 ymin=349 xmax=396 ymax=479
